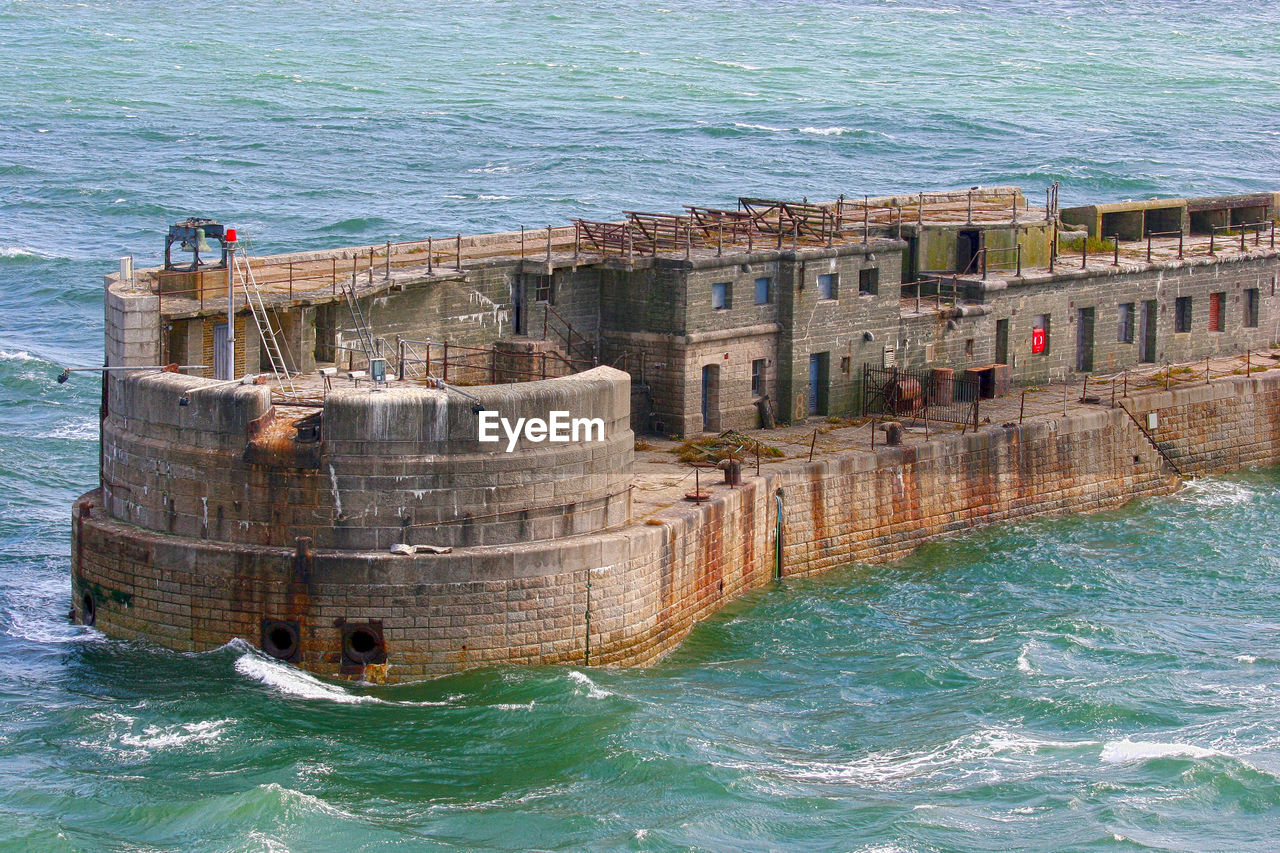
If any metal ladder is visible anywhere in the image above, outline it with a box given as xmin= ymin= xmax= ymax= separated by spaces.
xmin=340 ymin=271 xmax=377 ymax=369
xmin=233 ymin=249 xmax=299 ymax=400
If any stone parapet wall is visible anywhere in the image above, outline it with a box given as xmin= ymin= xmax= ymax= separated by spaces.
xmin=100 ymin=367 xmax=632 ymax=551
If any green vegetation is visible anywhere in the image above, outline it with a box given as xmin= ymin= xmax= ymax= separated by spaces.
xmin=1058 ymin=235 xmax=1117 ymax=254
xmin=674 ymin=431 xmax=784 ymax=464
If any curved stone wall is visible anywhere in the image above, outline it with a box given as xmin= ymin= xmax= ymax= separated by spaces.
xmin=100 ymin=367 xmax=633 ymax=550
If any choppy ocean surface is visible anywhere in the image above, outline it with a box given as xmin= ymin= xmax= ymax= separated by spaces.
xmin=3 ymin=0 xmax=1280 ymax=848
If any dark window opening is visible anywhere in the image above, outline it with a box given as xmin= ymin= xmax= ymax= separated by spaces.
xmin=754 ymin=277 xmax=772 ymax=304
xmin=1245 ymin=288 xmax=1260 ymax=328
xmin=1175 ymin=296 xmax=1193 ymax=333
xmin=859 ymin=268 xmax=879 ymax=295
xmin=751 ymin=358 xmax=766 ymax=397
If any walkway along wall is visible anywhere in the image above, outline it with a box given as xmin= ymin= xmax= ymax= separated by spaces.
xmin=72 ymin=371 xmax=1280 ymax=681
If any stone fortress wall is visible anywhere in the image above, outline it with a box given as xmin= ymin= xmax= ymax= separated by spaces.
xmin=73 ymin=367 xmax=1280 ymax=681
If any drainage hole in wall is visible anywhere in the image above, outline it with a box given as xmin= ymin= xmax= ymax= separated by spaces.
xmin=260 ymin=619 xmax=300 ymax=661
xmin=80 ymin=591 xmax=96 ymax=627
xmin=341 ymin=623 xmax=386 ymax=665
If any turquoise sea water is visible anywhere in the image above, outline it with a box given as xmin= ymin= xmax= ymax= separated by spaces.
xmin=3 ymin=1 xmax=1280 ymax=849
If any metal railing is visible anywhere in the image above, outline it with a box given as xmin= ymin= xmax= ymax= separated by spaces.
xmin=861 ymin=364 xmax=980 ymax=428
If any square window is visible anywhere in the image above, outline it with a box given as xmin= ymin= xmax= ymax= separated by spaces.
xmin=1175 ymin=296 xmax=1192 ymax=333
xmin=859 ymin=267 xmax=879 ymax=295
xmin=754 ymin=277 xmax=772 ymax=305
xmin=1118 ymin=302 xmax=1135 ymax=343
xmin=751 ymin=358 xmax=766 ymax=396
xmin=1245 ymin=288 xmax=1260 ymax=328
xmin=712 ymin=281 xmax=731 ymax=310
xmin=817 ymin=273 xmax=838 ymax=300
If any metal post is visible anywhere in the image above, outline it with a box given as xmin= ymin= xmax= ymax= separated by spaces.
xmin=808 ymin=429 xmax=817 ymax=463
xmin=385 ymin=241 xmax=391 ymax=279
xmin=332 ymin=257 xmax=337 ymax=295
xmin=1082 ymin=236 xmax=1087 ymax=269
xmin=1019 ymin=389 xmax=1026 ymax=424
xmin=288 ymin=261 xmax=294 ymax=299
xmin=1178 ymin=231 xmax=1184 ymax=259
xmin=1146 ymin=232 xmax=1152 ymax=263
xmin=369 ymin=248 xmax=374 ymax=285
xmin=792 ymin=221 xmax=798 ymax=251
xmin=918 ymin=192 xmax=924 ymax=226
xmin=1111 ymin=376 xmax=1115 ymax=408
xmin=1165 ymin=362 xmax=1170 ymax=391
xmin=967 ymin=189 xmax=973 ymax=225
xmin=574 ymin=222 xmax=580 ymax=261
xmin=1012 ymin=192 xmax=1018 ymax=224
xmin=1205 ymin=356 xmax=1210 ymax=385
xmin=442 ymin=342 xmax=448 ymax=382
xmin=520 ymin=226 xmax=525 ymax=259
xmin=1045 ymin=187 xmax=1051 ymax=222
xmin=837 ymin=194 xmax=845 ymax=230
xmin=717 ymin=215 xmax=723 ymax=257
xmin=863 ymin=195 xmax=869 ymax=243
xmin=871 ymin=417 xmax=875 ymax=449
xmin=224 ymin=244 xmax=236 ymax=380
xmin=982 ymin=248 xmax=988 ymax=280
xmin=546 ymin=225 xmax=552 ymax=262
xmin=397 ymin=336 xmax=405 ymax=380
xmin=1210 ymin=229 xmax=1216 ymax=255
xmin=427 ymin=236 xmax=433 ymax=274
xmin=456 ymin=234 xmax=462 ymax=271
xmin=1241 ymin=226 xmax=1247 ymax=252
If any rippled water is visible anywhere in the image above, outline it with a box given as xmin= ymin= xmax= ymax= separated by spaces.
xmin=3 ymin=1 xmax=1280 ymax=849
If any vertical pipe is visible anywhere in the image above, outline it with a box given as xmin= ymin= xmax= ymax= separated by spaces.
xmin=427 ymin=236 xmax=433 ymax=274
xmin=520 ymin=226 xmax=525 ymax=259
xmin=546 ymin=225 xmax=552 ymax=262
xmin=225 ymin=243 xmax=235 ymax=380
xmin=385 ymin=241 xmax=391 ymax=279
xmin=1113 ymin=235 xmax=1119 ymax=266
xmin=456 ymin=234 xmax=462 ymax=271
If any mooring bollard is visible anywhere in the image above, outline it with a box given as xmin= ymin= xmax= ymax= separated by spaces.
xmin=885 ymin=421 xmax=903 ymax=446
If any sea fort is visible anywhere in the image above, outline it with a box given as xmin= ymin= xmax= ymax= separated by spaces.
xmin=71 ymin=186 xmax=1280 ymax=681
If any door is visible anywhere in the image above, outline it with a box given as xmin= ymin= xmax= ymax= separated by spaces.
xmin=213 ymin=322 xmax=230 ymax=379
xmin=957 ymin=229 xmax=981 ymax=273
xmin=995 ymin=318 xmax=1009 ymax=365
xmin=701 ymin=364 xmax=720 ymax=432
xmin=512 ymin=276 xmax=526 ymax=335
xmin=1076 ymin=307 xmax=1095 ymax=373
xmin=1140 ymin=299 xmax=1157 ymax=363
xmin=808 ymin=353 xmax=829 ymax=416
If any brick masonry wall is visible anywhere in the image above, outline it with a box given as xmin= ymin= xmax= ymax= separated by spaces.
xmin=75 ymin=372 xmax=1280 ymax=682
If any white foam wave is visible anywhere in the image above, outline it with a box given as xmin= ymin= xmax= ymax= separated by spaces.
xmin=1179 ymin=478 xmax=1255 ymax=508
xmin=779 ymin=729 xmax=1096 ymax=786
xmin=568 ymin=669 xmax=611 ymax=699
xmin=478 ymin=194 xmax=513 ymax=201
xmin=235 ymin=653 xmax=379 ymax=704
xmin=0 ymin=247 xmax=53 ymax=259
xmin=3 ymin=609 xmax=104 ymax=645
xmin=260 ymin=782 xmax=356 ymax=819
xmin=1099 ymin=739 xmax=1223 ymax=764
xmin=712 ymin=60 xmax=763 ymax=71
xmin=0 ymin=350 xmax=43 ymax=364
xmin=1016 ymin=642 xmax=1036 ymax=674
xmin=799 ymin=126 xmax=855 ymax=136
xmin=1237 ymin=654 xmax=1259 ymax=664
xmin=494 ymin=701 xmax=536 ymax=711
xmin=119 ymin=718 xmax=230 ymax=751
xmin=44 ymin=418 xmax=98 ymax=441
xmin=733 ymin=121 xmax=787 ymax=132
xmin=233 ymin=651 xmax=454 ymax=706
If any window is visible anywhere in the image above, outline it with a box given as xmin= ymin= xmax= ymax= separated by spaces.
xmin=754 ymin=277 xmax=772 ymax=305
xmin=524 ymin=273 xmax=553 ymax=305
xmin=1245 ymin=288 xmax=1260 ymax=328
xmin=751 ymin=358 xmax=766 ymax=396
xmin=1208 ymin=292 xmax=1226 ymax=332
xmin=1175 ymin=296 xmax=1192 ymax=333
xmin=964 ymin=338 xmax=975 ymax=356
xmin=712 ymin=281 xmax=731 ymax=310
xmin=817 ymin=273 xmax=837 ymax=300
xmin=859 ymin=267 xmax=879 ymax=295
xmin=1118 ymin=302 xmax=1135 ymax=343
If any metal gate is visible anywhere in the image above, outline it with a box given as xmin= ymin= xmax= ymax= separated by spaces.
xmin=861 ymin=364 xmax=979 ymax=427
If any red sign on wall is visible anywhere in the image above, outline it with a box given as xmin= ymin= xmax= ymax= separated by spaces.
xmin=1031 ymin=327 xmax=1046 ymax=354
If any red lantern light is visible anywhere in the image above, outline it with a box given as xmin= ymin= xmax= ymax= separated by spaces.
xmin=225 ymin=227 xmax=238 ymax=244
